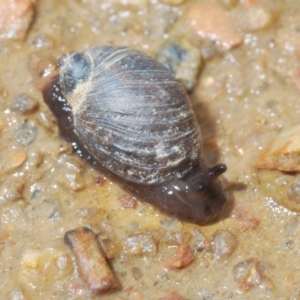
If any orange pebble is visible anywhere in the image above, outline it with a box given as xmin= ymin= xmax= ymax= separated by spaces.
xmin=10 ymin=151 xmax=27 ymax=168
xmin=187 ymin=2 xmax=243 ymax=50
xmin=163 ymin=245 xmax=194 ymax=269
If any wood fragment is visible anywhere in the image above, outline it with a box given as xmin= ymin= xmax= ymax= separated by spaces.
xmin=64 ymin=227 xmax=119 ymax=294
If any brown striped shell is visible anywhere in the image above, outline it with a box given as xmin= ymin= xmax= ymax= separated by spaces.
xmin=59 ymin=45 xmax=202 ymax=185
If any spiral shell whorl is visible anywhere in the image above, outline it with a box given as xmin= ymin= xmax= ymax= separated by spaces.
xmin=59 ymin=46 xmax=202 ymax=184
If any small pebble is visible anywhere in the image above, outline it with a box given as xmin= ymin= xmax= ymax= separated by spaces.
xmin=156 ymin=37 xmax=201 ymax=91
xmin=37 ymin=111 xmax=57 ymax=131
xmin=0 ymin=0 xmax=36 ymax=40
xmin=25 ymin=152 xmax=43 ymax=168
xmin=0 ymin=180 xmax=24 ymax=203
xmin=187 ymin=2 xmax=243 ymax=50
xmin=288 ymin=183 xmax=300 ymax=205
xmin=131 ymin=267 xmax=143 ymax=281
xmin=55 ymin=155 xmax=86 ymax=191
xmin=16 ymin=122 xmax=38 ymax=146
xmin=117 ymin=194 xmax=137 ymax=209
xmin=164 ymin=231 xmax=191 ymax=246
xmin=10 ymin=94 xmax=38 ymax=114
xmin=0 ymin=151 xmax=28 ymax=174
xmin=232 ymin=205 xmax=260 ymax=232
xmin=158 ymin=291 xmax=184 ymax=300
xmin=193 ymin=228 xmax=211 ymax=252
xmin=18 ymin=248 xmax=72 ymax=297
xmin=10 ymin=151 xmax=28 ymax=168
xmin=160 ymin=217 xmax=182 ymax=231
xmin=256 ymin=124 xmax=300 ymax=172
xmin=95 ymin=174 xmax=107 ymax=186
xmin=10 ymin=290 xmax=25 ymax=300
xmin=235 ymin=6 xmax=272 ymax=32
xmin=1 ymin=201 xmax=25 ymax=224
xmin=233 ymin=258 xmax=273 ymax=291
xmin=284 ymin=217 xmax=300 ymax=237
xmin=163 ymin=245 xmax=194 ymax=269
xmin=212 ymin=230 xmax=238 ymax=258
xmin=123 ymin=233 xmax=157 ymax=255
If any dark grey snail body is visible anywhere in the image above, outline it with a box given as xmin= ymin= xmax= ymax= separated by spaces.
xmin=58 ymin=45 xmax=227 ymax=224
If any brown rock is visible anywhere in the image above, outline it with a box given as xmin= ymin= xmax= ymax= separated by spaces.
xmin=256 ymin=125 xmax=300 ymax=172
xmin=0 ymin=0 xmax=35 ymax=40
xmin=187 ymin=2 xmax=243 ymax=50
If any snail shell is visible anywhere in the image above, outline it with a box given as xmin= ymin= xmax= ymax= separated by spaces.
xmin=58 ymin=45 xmax=228 ymax=224
xmin=59 ymin=46 xmax=201 ymax=185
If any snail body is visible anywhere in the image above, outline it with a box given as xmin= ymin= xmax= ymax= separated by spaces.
xmin=58 ymin=45 xmax=227 ymax=224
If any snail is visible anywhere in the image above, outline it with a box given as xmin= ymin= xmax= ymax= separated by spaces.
xmin=57 ymin=45 xmax=228 ymax=224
